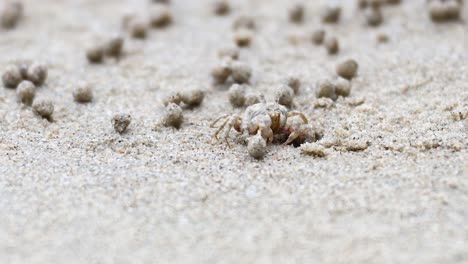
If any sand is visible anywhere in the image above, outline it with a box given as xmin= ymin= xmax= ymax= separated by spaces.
xmin=0 ymin=0 xmax=467 ymax=263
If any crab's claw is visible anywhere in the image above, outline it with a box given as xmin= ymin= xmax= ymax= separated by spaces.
xmin=282 ymin=124 xmax=317 ymax=146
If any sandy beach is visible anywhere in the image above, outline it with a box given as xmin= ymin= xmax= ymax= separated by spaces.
xmin=0 ymin=0 xmax=467 ymax=263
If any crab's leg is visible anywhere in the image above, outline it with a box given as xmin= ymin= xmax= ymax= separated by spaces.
xmin=225 ymin=138 xmax=231 ymax=148
xmin=282 ymin=130 xmax=301 ymax=145
xmin=214 ymin=118 xmax=230 ymax=140
xmin=210 ymin=114 xmax=230 ymax=128
xmin=287 ymin=112 xmax=308 ymax=124
xmin=222 ymin=122 xmax=233 ymax=148
xmin=260 ymin=126 xmax=274 ymax=143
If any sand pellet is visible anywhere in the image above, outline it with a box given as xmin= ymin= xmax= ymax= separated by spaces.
xmin=112 ymin=113 xmax=131 ymax=134
xmin=149 ymin=4 xmax=172 ymax=28
xmin=244 ymin=92 xmax=263 ymax=106
xmin=18 ymin=62 xmax=29 ymax=79
xmin=247 ymin=132 xmax=267 ymax=159
xmin=211 ymin=61 xmax=232 ymax=84
xmin=336 ymin=59 xmax=359 ymax=80
xmin=163 ymin=103 xmax=183 ymax=128
xmin=230 ymin=61 xmax=252 ymax=84
xmin=129 ymin=20 xmax=148 ymax=39
xmin=213 ymin=0 xmax=230 ymax=16
xmin=335 ymin=78 xmax=352 ymax=97
xmin=285 ymin=76 xmax=301 ymax=94
xmin=275 ymin=85 xmax=294 ymax=108
xmin=0 ymin=1 xmax=23 ymax=29
xmin=163 ymin=92 xmax=182 ymax=106
xmin=324 ymin=36 xmax=339 ymax=55
xmin=228 ymin=84 xmax=246 ymax=107
xmin=311 ymin=29 xmax=326 ymax=45
xmin=376 ymin=33 xmax=389 ymax=43
xmin=33 ymin=100 xmax=54 ymax=120
xmin=86 ymin=44 xmax=104 ymax=64
xmin=180 ymin=89 xmax=205 ymax=107
xmin=26 ymin=63 xmax=48 ymax=86
xmin=16 ymin=80 xmax=35 ymax=105
xmin=428 ymin=0 xmax=461 ymax=22
xmin=316 ymin=80 xmax=337 ymax=100
xmin=104 ymin=36 xmax=124 ymax=58
xmin=2 ymin=64 xmax=22 ymax=88
xmin=321 ymin=4 xmax=341 ymax=23
xmin=301 ymin=142 xmax=327 ymax=157
xmin=233 ymin=29 xmax=253 ymax=47
xmin=218 ymin=47 xmax=239 ymax=60
xmin=232 ymin=15 xmax=255 ymax=30
xmin=73 ymin=83 xmax=93 ymax=103
xmin=289 ymin=3 xmax=305 ymax=23
xmin=365 ymin=7 xmax=383 ymax=26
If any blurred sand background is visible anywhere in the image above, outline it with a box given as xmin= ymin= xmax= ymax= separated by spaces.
xmin=0 ymin=0 xmax=467 ymax=263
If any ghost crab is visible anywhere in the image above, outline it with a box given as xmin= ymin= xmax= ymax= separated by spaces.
xmin=210 ymin=102 xmax=318 ymax=147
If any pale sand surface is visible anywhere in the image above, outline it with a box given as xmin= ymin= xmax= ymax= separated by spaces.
xmin=0 ymin=0 xmax=467 ymax=263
